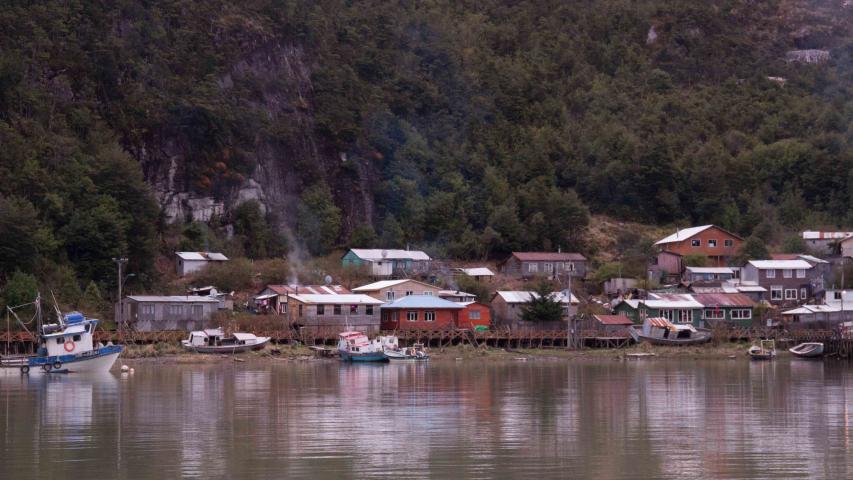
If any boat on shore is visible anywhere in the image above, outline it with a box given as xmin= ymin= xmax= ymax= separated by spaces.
xmin=788 ymin=342 xmax=824 ymax=358
xmin=181 ymin=328 xmax=270 ymax=353
xmin=1 ymin=308 xmax=122 ymax=375
xmin=383 ymin=339 xmax=429 ymax=361
xmin=337 ymin=331 xmax=388 ymax=362
xmin=628 ymin=317 xmax=712 ymax=346
xmin=749 ymin=340 xmax=776 ymax=360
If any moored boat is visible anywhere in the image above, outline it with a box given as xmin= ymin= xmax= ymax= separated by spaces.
xmin=628 ymin=317 xmax=712 ymax=346
xmin=181 ymin=328 xmax=270 ymax=353
xmin=383 ymin=339 xmax=429 ymax=361
xmin=337 ymin=331 xmax=388 ymax=362
xmin=748 ymin=340 xmax=776 ymax=360
xmin=788 ymin=342 xmax=824 ymax=358
xmin=1 ymin=310 xmax=122 ymax=375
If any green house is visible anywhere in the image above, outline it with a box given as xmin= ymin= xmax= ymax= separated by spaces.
xmin=690 ymin=293 xmax=757 ymax=328
xmin=612 ymin=294 xmax=705 ymax=327
xmin=342 ymin=248 xmax=431 ymax=277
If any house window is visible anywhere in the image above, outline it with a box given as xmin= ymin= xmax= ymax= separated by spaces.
xmin=783 ymin=269 xmax=792 ymax=278
xmin=366 ymin=305 xmax=374 ymax=315
xmin=800 ymin=288 xmax=807 ymax=300
xmin=333 ymin=305 xmax=342 ymax=315
xmin=391 ymin=311 xmax=398 ymax=321
xmin=724 ymin=239 xmax=734 ymax=247
xmin=770 ymin=286 xmax=783 ymax=300
xmin=469 ymin=310 xmax=481 ymax=320
xmin=679 ymin=310 xmax=692 ymax=324
xmin=192 ymin=305 xmax=203 ymax=318
xmin=168 ymin=305 xmax=183 ymax=317
xmin=708 ymin=239 xmax=717 ymax=248
xmin=731 ymin=309 xmax=752 ymax=320
xmin=298 ymin=304 xmax=303 ymax=317
xmin=766 ymin=269 xmax=776 ymax=279
xmin=704 ymin=309 xmax=725 ymax=320
xmin=405 ymin=291 xmax=414 ymax=296
xmin=317 ymin=305 xmax=325 ymax=315
xmin=350 ymin=305 xmax=358 ymax=314
xmin=796 ymin=269 xmax=806 ymax=278
xmin=407 ymin=311 xmax=418 ymax=322
xmin=424 ymin=311 xmax=435 ymax=322
xmin=528 ymin=263 xmax=538 ymax=273
xmin=281 ymin=303 xmax=288 ymax=314
xmin=835 ymin=291 xmax=842 ymax=300
xmin=386 ymin=291 xmax=395 ymax=301
xmin=544 ymin=263 xmax=553 ymax=273
xmin=140 ymin=304 xmax=155 ymax=318
xmin=423 ymin=291 xmax=433 ymax=296
xmin=785 ymin=289 xmax=797 ymax=300
xmin=567 ymin=262 xmax=575 ymax=272
xmin=691 ymin=239 xmax=701 ymax=247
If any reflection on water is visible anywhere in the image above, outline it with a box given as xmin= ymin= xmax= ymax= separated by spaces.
xmin=1 ymin=360 xmax=851 ymax=479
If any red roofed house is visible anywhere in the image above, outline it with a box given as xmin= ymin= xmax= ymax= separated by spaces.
xmin=253 ymin=284 xmax=351 ymax=314
xmin=498 ymin=252 xmax=588 ymax=279
xmin=691 ymin=293 xmax=756 ymax=327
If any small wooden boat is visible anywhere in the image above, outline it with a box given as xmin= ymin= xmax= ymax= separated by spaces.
xmin=788 ymin=342 xmax=824 ymax=358
xmin=337 ymin=331 xmax=388 ymax=362
xmin=384 ymin=341 xmax=429 ymax=361
xmin=628 ymin=317 xmax=712 ymax=346
xmin=181 ymin=328 xmax=270 ymax=353
xmin=749 ymin=340 xmax=776 ymax=360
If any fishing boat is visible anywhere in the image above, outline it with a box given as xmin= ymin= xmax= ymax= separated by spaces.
xmin=337 ymin=331 xmax=388 ymax=362
xmin=383 ymin=338 xmax=429 ymax=361
xmin=1 ymin=306 xmax=122 ymax=374
xmin=748 ymin=340 xmax=776 ymax=360
xmin=788 ymin=342 xmax=824 ymax=358
xmin=181 ymin=328 xmax=270 ymax=353
xmin=628 ymin=317 xmax=712 ymax=346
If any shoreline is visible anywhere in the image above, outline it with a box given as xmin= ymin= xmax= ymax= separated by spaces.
xmin=118 ymin=341 xmax=799 ymax=364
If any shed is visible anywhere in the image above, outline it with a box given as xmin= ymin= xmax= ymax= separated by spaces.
xmin=175 ymin=251 xmax=229 ymax=277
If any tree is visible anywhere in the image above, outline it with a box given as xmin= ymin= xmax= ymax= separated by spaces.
xmin=520 ymin=282 xmax=564 ymax=323
xmin=61 ymin=197 xmax=128 ymax=285
xmin=2 ymin=271 xmax=38 ymax=311
xmin=733 ymin=235 xmax=769 ymax=265
xmin=781 ymin=235 xmax=806 ymax=254
xmin=297 ymin=182 xmax=341 ymax=255
xmin=0 ymin=196 xmax=55 ymax=277
xmin=233 ymin=201 xmax=286 ymax=258
xmin=80 ymin=281 xmax=106 ymax=317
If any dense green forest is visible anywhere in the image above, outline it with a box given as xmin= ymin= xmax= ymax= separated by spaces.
xmin=0 ymin=0 xmax=850 ymax=307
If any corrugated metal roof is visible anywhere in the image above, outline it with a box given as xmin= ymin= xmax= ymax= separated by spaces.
xmin=348 ymin=249 xmax=431 ymax=261
xmin=801 ymin=231 xmax=853 ymax=240
xmin=646 ymin=317 xmax=674 ymax=328
xmin=654 ymin=225 xmax=713 ymax=245
xmin=287 ymin=294 xmax=384 ymax=305
xmin=457 ymin=267 xmax=495 ymax=276
xmin=691 ymin=293 xmax=756 ymax=307
xmin=176 ymin=251 xmax=228 ymax=261
xmin=127 ymin=296 xmax=220 ymax=303
xmin=593 ymin=315 xmax=633 ymax=325
xmin=685 ymin=267 xmax=734 ymax=274
xmin=264 ymin=285 xmax=350 ymax=295
xmin=644 ymin=293 xmax=703 ymax=309
xmin=736 ymin=285 xmax=767 ymax=293
xmin=748 ymin=260 xmax=813 ymax=270
xmin=381 ymin=296 xmax=465 ymax=309
xmin=353 ymin=279 xmax=433 ymax=291
xmin=510 ymin=252 xmax=586 ymax=261
xmin=495 ymin=291 xmax=579 ymax=304
xmin=438 ymin=290 xmax=475 ymax=297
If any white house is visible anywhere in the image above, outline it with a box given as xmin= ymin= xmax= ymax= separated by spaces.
xmin=175 ymin=251 xmax=229 ymax=277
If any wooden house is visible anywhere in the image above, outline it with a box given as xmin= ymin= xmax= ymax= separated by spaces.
xmin=654 ymin=225 xmax=743 ymax=268
xmin=691 ymin=293 xmax=756 ymax=327
xmin=457 ymin=302 xmax=491 ymax=330
xmin=175 ymin=251 xmax=228 ymax=277
xmin=841 ymin=236 xmax=853 ymax=259
xmin=341 ymin=249 xmax=431 ymax=277
xmin=491 ymin=291 xmax=579 ymax=331
xmin=587 ymin=314 xmax=634 ymax=334
xmin=253 ymin=284 xmax=350 ymax=314
xmin=454 ymin=267 xmax=495 ymax=282
xmin=498 ymin=252 xmax=587 ymax=279
xmin=352 ymin=279 xmax=440 ymax=302
xmin=612 ymin=293 xmax=704 ymax=327
xmin=379 ymin=295 xmax=464 ymax=330
xmin=647 ymin=251 xmax=684 ymax=283
xmin=119 ymin=296 xmax=221 ymax=332
xmin=684 ymin=267 xmax=735 ymax=283
xmin=284 ymin=294 xmax=383 ymax=335
xmin=782 ymin=290 xmax=853 ymax=325
xmin=740 ymin=259 xmax=822 ymax=306
xmin=802 ymin=231 xmax=853 ymax=255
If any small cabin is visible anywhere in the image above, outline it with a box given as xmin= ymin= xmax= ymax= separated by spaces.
xmin=42 ymin=312 xmax=96 ymax=357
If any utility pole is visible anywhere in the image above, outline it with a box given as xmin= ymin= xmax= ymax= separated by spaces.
xmin=113 ymin=257 xmax=128 ymax=330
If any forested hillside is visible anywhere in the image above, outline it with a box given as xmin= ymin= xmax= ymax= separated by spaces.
xmin=0 ymin=0 xmax=850 ymax=303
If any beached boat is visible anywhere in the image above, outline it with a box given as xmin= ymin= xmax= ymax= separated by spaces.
xmin=181 ymin=328 xmax=270 ymax=353
xmin=628 ymin=317 xmax=712 ymax=346
xmin=383 ymin=339 xmax=429 ymax=361
xmin=1 ymin=311 xmax=122 ymax=374
xmin=788 ymin=342 xmax=824 ymax=358
xmin=337 ymin=331 xmax=388 ymax=362
xmin=749 ymin=340 xmax=776 ymax=360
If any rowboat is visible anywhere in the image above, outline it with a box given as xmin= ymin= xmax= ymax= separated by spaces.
xmin=749 ymin=340 xmax=776 ymax=360
xmin=181 ymin=328 xmax=270 ymax=353
xmin=788 ymin=342 xmax=824 ymax=358
xmin=384 ymin=341 xmax=429 ymax=361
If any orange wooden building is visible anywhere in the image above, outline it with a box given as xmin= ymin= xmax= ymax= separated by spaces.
xmin=654 ymin=225 xmax=743 ymax=267
xmin=380 ymin=296 xmax=491 ymax=330
xmin=457 ymin=302 xmax=491 ymax=329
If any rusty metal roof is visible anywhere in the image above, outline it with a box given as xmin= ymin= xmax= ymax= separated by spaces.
xmin=646 ymin=317 xmax=674 ymax=328
xmin=593 ymin=315 xmax=633 ymax=325
xmin=691 ymin=293 xmax=756 ymax=307
xmin=265 ymin=285 xmax=351 ymax=295
xmin=510 ymin=252 xmax=587 ymax=262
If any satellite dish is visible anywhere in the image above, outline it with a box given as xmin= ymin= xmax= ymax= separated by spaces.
xmin=324 ymin=275 xmax=333 ymax=285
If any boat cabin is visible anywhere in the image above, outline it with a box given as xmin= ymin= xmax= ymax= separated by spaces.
xmin=185 ymin=328 xmax=260 ymax=347
xmin=41 ymin=312 xmax=97 ymax=357
xmin=641 ymin=317 xmax=698 ymax=341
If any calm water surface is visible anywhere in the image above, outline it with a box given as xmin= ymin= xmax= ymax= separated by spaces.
xmin=1 ymin=358 xmax=851 ymax=479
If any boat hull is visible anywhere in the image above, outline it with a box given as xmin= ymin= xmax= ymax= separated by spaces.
xmin=339 ymin=350 xmax=388 ymax=362
xmin=384 ymin=349 xmax=429 ymax=361
xmin=1 ymin=345 xmax=123 ymax=374
xmin=182 ymin=337 xmax=270 ymax=354
xmin=788 ymin=342 xmax=824 ymax=358
xmin=629 ymin=326 xmax=712 ymax=346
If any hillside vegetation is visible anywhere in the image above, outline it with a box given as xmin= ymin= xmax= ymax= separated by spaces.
xmin=0 ymin=0 xmax=850 ymax=310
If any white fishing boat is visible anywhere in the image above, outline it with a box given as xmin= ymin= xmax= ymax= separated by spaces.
xmin=181 ymin=328 xmax=270 ymax=353
xmin=1 ymin=306 xmax=122 ymax=374
xmin=788 ymin=342 xmax=824 ymax=358
xmin=628 ymin=317 xmax=712 ymax=345
xmin=337 ymin=331 xmax=388 ymax=362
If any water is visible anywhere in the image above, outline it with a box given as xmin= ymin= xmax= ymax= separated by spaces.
xmin=1 ymin=358 xmax=851 ymax=479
